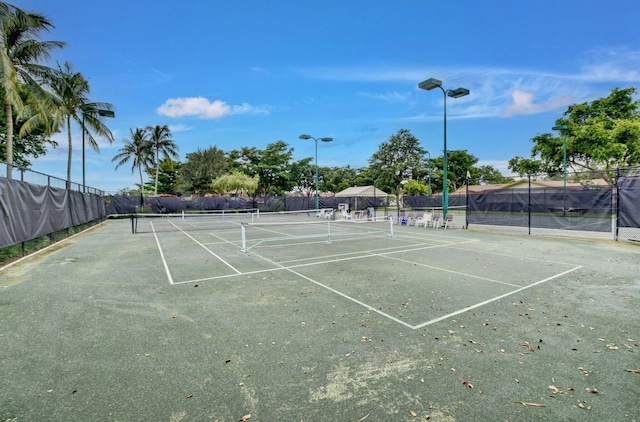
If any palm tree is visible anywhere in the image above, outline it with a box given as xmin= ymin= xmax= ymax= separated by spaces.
xmin=49 ymin=61 xmax=114 ymax=188
xmin=0 ymin=4 xmax=64 ymax=177
xmin=146 ymin=124 xmax=178 ymax=196
xmin=112 ymin=128 xmax=153 ymax=198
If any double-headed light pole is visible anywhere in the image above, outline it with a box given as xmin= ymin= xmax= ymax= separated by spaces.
xmin=299 ymin=134 xmax=333 ymax=210
xmin=418 ymin=78 xmax=469 ymax=217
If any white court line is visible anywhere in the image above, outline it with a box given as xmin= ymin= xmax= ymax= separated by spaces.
xmin=375 ymin=250 xmax=521 ymax=288
xmin=165 ymin=230 xmax=582 ymax=330
xmin=249 ymin=249 xmax=416 ymax=329
xmin=411 ymin=265 xmax=583 ymax=329
xmin=151 ymin=222 xmax=175 ymax=285
xmin=163 ymin=219 xmax=242 ymax=274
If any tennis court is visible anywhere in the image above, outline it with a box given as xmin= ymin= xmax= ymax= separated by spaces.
xmin=1 ymin=215 xmax=639 ymax=421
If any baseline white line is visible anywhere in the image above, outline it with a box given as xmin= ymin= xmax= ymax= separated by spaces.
xmin=411 ymin=265 xmax=583 ymax=329
xmin=250 ymin=250 xmax=416 ymax=329
xmin=151 ymin=222 xmax=175 ymax=285
xmin=377 ymin=253 xmax=522 ymax=288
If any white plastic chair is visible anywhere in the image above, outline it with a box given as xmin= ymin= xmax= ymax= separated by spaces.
xmin=443 ymin=214 xmax=455 ymax=229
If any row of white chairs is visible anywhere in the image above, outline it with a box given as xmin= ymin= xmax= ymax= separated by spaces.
xmin=397 ymin=212 xmax=455 ymax=229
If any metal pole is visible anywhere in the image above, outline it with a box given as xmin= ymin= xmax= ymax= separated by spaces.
xmin=563 ymin=130 xmax=567 ymax=216
xmin=442 ymin=90 xmax=448 ymax=218
xmin=315 ymin=138 xmax=319 ymax=210
xmin=82 ymin=111 xmax=86 ymax=192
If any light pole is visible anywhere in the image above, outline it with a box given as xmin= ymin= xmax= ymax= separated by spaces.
xmin=552 ymin=124 xmax=569 ymax=214
xmin=82 ymin=107 xmax=115 ymax=191
xmin=299 ymin=134 xmax=333 ymax=210
xmin=418 ymin=78 xmax=469 ymax=217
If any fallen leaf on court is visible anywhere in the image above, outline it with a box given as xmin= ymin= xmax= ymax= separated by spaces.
xmin=625 ymin=369 xmax=640 ymax=373
xmin=585 ymin=388 xmax=599 ymax=393
xmin=425 ymin=416 xmax=430 ymax=420
xmin=607 ymin=343 xmax=618 ymax=350
xmin=186 ymin=394 xmax=193 ymax=398
xmin=514 ymin=401 xmax=545 ymax=407
xmin=521 ymin=341 xmax=534 ymax=352
xmin=410 ymin=410 xmax=417 ymax=417
xmin=462 ymin=379 xmax=473 ymax=389
xmin=548 ymin=385 xmax=562 ymax=394
xmin=357 ymin=414 xmax=369 ymax=422
xmin=448 ymin=330 xmax=456 ymax=335
xmin=239 ymin=414 xmax=251 ymax=421
xmin=469 ymin=339 xmax=478 ymax=344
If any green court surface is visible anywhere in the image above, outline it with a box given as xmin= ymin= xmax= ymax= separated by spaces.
xmin=1 ymin=217 xmax=639 ymax=421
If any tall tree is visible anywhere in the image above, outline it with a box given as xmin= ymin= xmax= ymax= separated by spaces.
xmin=146 ymin=124 xmax=178 ymax=195
xmin=176 ymin=146 xmax=226 ymax=195
xmin=229 ymin=141 xmax=295 ymax=196
xmin=0 ymin=94 xmax=56 ymax=167
xmin=521 ymin=88 xmax=640 ymax=183
xmin=211 ymin=170 xmax=259 ymax=196
xmin=112 ymin=128 xmax=153 ymax=198
xmin=0 ymin=4 xmax=64 ymax=177
xmin=368 ymin=129 xmax=423 ymax=208
xmin=50 ymin=61 xmax=114 ymax=187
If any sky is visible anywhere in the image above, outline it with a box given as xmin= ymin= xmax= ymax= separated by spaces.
xmin=13 ymin=0 xmax=640 ymax=193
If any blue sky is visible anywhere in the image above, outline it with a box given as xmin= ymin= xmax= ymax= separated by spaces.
xmin=15 ymin=0 xmax=640 ymax=193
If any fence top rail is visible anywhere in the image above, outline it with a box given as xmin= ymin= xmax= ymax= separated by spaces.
xmin=1 ymin=161 xmax=104 ymax=195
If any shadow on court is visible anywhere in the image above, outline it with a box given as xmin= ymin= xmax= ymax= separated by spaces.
xmin=1 ymin=218 xmax=639 ymax=421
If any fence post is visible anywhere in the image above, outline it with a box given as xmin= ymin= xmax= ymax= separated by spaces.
xmin=528 ymin=174 xmax=531 ymax=235
xmin=615 ymin=168 xmax=620 ymax=241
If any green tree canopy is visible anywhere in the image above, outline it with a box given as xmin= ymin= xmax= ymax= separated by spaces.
xmin=0 ymin=4 xmax=64 ymax=177
xmin=368 ymin=129 xmax=424 ymax=206
xmin=176 ymin=146 xmax=227 ymax=196
xmin=211 ymin=170 xmax=259 ymax=196
xmin=518 ymin=87 xmax=640 ymax=182
xmin=112 ymin=128 xmax=153 ymax=197
xmin=228 ymin=141 xmax=295 ymax=196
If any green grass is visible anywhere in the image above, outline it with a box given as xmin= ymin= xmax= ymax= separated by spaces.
xmin=0 ymin=219 xmax=104 ymax=267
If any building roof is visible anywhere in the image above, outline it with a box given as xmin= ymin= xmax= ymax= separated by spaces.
xmin=334 ymin=185 xmax=389 ymax=197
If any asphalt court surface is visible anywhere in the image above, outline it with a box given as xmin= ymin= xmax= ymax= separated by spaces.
xmin=149 ymin=222 xmax=582 ymax=329
xmin=3 ymin=218 xmax=638 ymax=421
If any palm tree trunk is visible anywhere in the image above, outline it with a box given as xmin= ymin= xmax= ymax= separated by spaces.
xmin=66 ymin=114 xmax=73 ymax=189
xmin=154 ymin=150 xmax=159 ymax=196
xmin=4 ymin=99 xmax=13 ymax=179
xmin=138 ymin=165 xmax=145 ymax=199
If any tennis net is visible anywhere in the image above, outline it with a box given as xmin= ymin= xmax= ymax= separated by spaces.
xmin=240 ymin=216 xmax=395 ymax=252
xmin=131 ymin=209 xmax=330 ymax=234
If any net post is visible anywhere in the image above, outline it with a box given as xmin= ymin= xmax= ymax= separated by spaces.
xmin=182 ymin=210 xmax=185 ymax=221
xmin=389 ymin=216 xmax=394 ymax=237
xmin=327 ymin=221 xmax=332 ymax=244
xmin=241 ymin=223 xmax=247 ymax=252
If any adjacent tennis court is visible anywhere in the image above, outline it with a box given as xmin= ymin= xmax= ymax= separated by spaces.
xmin=1 ymin=216 xmax=639 ymax=421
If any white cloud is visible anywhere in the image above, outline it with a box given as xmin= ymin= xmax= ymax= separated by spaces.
xmin=357 ymin=91 xmax=410 ymax=102
xmin=156 ymin=97 xmax=269 ymax=119
xmin=502 ymin=90 xmax=573 ymax=117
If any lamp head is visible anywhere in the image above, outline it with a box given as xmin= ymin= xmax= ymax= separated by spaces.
xmin=320 ymin=137 xmax=333 ymax=142
xmin=418 ymin=78 xmax=442 ymax=91
xmin=447 ymin=88 xmax=470 ymax=98
xmin=98 ymin=110 xmax=115 ymax=118
xmin=552 ymin=125 xmax=568 ymax=131
xmin=299 ymin=134 xmax=312 ymax=140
